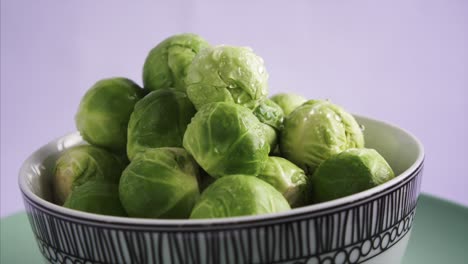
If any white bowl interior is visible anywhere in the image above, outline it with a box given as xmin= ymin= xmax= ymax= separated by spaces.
xmin=359 ymin=116 xmax=421 ymax=176
xmin=20 ymin=133 xmax=84 ymax=203
xmin=19 ymin=115 xmax=423 ymax=219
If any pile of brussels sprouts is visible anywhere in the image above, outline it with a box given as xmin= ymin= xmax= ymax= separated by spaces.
xmin=53 ymin=33 xmax=395 ymax=219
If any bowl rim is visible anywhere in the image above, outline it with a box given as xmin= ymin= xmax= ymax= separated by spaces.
xmin=18 ymin=114 xmax=424 ymax=229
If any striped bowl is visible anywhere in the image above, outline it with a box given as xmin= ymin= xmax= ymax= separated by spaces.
xmin=18 ymin=115 xmax=424 ymax=264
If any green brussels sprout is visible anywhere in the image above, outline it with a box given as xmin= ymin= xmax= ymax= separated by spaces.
xmin=143 ymin=33 xmax=210 ymax=92
xmin=186 ymin=45 xmax=269 ymax=110
xmin=261 ymin=124 xmax=279 ymax=153
xmin=119 ymin=148 xmax=200 ymax=219
xmin=253 ymin=99 xmax=285 ymax=152
xmin=312 ymin=148 xmax=395 ymax=202
xmin=190 ymin=175 xmax=290 ymax=219
xmin=257 ymin=157 xmax=308 ymax=207
xmin=75 ymin=78 xmax=144 ymax=152
xmin=270 ymin=93 xmax=307 ymax=116
xmin=183 ymin=102 xmax=270 ymax=178
xmin=253 ymin=99 xmax=284 ymax=130
xmin=64 ymin=181 xmax=127 ymax=217
xmin=280 ymin=100 xmax=364 ymax=173
xmin=52 ymin=145 xmax=127 ymax=205
xmin=126 ymin=89 xmax=196 ymax=160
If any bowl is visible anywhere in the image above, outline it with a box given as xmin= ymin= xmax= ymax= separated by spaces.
xmin=18 ymin=115 xmax=424 ymax=264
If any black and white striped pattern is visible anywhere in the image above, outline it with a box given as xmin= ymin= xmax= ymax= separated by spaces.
xmin=22 ymin=163 xmax=423 ymax=264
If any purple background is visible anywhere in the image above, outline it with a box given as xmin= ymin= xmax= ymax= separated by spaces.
xmin=1 ymin=0 xmax=467 ymax=217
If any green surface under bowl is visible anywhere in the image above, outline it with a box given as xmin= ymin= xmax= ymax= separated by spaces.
xmin=1 ymin=194 xmax=467 ymax=264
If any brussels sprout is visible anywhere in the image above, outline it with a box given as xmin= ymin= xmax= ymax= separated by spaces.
xmin=186 ymin=45 xmax=269 ymax=110
xmin=253 ymin=99 xmax=284 ymax=152
xmin=127 ymin=89 xmax=196 ymax=160
xmin=312 ymin=148 xmax=395 ymax=202
xmin=143 ymin=33 xmax=210 ymax=92
xmin=190 ymin=175 xmax=290 ymax=219
xmin=261 ymin=124 xmax=279 ymax=153
xmin=257 ymin=157 xmax=308 ymax=207
xmin=52 ymin=145 xmax=127 ymax=205
xmin=280 ymin=100 xmax=364 ymax=173
xmin=75 ymin=78 xmax=144 ymax=152
xmin=183 ymin=102 xmax=270 ymax=178
xmin=270 ymin=93 xmax=307 ymax=116
xmin=119 ymin=148 xmax=200 ymax=219
xmin=253 ymin=99 xmax=284 ymax=130
xmin=64 ymin=181 xmax=127 ymax=217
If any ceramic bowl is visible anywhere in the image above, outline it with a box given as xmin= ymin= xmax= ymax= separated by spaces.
xmin=18 ymin=115 xmax=424 ymax=264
